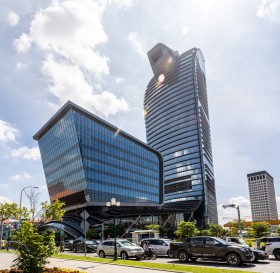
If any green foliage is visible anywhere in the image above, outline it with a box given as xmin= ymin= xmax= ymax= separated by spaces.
xmin=227 ymin=220 xmax=246 ymax=230
xmin=209 ymin=224 xmax=224 ymax=236
xmin=104 ymin=224 xmax=125 ymax=238
xmin=230 ymin=227 xmax=238 ymax=236
xmin=201 ymin=229 xmax=211 ymax=236
xmin=251 ymin=222 xmax=271 ymax=238
xmin=276 ymin=226 xmax=280 ymax=235
xmin=39 ymin=200 xmax=66 ymax=225
xmin=86 ymin=228 xmax=100 ymax=239
xmin=144 ymin=224 xmax=160 ymax=231
xmin=174 ymin=221 xmax=197 ymax=238
xmin=12 ymin=222 xmax=58 ymax=273
xmin=246 ymin=227 xmax=256 ymax=238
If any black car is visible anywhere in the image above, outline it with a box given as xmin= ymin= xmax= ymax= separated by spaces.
xmin=64 ymin=239 xmax=74 ymax=251
xmin=73 ymin=239 xmax=99 ymax=253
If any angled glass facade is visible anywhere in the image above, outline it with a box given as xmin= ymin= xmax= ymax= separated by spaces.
xmin=34 ymin=101 xmax=163 ymax=207
xmin=144 ymin=44 xmax=218 ymax=227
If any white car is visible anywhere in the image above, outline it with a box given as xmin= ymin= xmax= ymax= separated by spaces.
xmin=97 ymin=239 xmax=144 ymax=260
xmin=254 ymin=237 xmax=280 ymax=260
xmin=140 ymin=238 xmax=174 ymax=257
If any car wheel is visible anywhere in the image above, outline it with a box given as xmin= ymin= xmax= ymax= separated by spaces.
xmin=99 ymin=250 xmax=106 ymax=258
xmin=226 ymin=253 xmax=241 ymax=266
xmin=178 ymin=251 xmax=189 ymax=263
xmin=167 ymin=250 xmax=174 ymax=258
xmin=121 ymin=251 xmax=128 ymax=260
xmin=274 ymin=250 xmax=280 ymax=260
xmin=151 ymin=253 xmax=157 ymax=260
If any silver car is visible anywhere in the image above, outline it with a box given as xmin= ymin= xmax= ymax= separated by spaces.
xmin=97 ymin=239 xmax=144 ymax=260
xmin=140 ymin=238 xmax=174 ymax=257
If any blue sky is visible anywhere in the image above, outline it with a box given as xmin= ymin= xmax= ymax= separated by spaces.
xmin=0 ymin=0 xmax=280 ymax=225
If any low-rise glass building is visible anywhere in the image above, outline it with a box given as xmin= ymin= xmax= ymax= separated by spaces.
xmin=34 ymin=101 xmax=163 ymax=215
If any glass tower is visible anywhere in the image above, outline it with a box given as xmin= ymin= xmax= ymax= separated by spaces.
xmin=144 ymin=43 xmax=218 ymax=227
xmin=34 ymin=101 xmax=163 ymax=207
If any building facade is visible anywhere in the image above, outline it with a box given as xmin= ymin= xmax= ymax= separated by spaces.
xmin=247 ymin=171 xmax=278 ymax=221
xmin=34 ymin=101 xmax=163 ymax=213
xmin=144 ymin=43 xmax=218 ymax=228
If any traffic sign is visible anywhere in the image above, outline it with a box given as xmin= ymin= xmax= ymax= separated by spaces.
xmin=80 ymin=210 xmax=90 ymax=220
xmin=80 ymin=220 xmax=90 ymax=232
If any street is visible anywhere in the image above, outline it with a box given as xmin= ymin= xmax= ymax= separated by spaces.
xmin=59 ymin=250 xmax=280 ymax=273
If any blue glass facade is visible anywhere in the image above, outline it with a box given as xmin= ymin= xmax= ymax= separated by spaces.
xmin=145 ymin=44 xmax=218 ymax=227
xmin=34 ymin=102 xmax=163 ymax=206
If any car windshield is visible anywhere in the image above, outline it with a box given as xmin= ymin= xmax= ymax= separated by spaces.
xmin=86 ymin=240 xmax=96 ymax=244
xmin=119 ymin=240 xmax=134 ymax=246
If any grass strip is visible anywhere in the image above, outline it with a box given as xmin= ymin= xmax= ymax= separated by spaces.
xmin=52 ymin=253 xmax=258 ymax=273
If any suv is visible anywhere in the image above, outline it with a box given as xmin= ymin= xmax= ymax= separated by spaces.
xmin=97 ymin=239 xmax=144 ymax=260
xmin=222 ymin=237 xmax=268 ymax=262
xmin=140 ymin=238 xmax=173 ymax=257
xmin=72 ymin=239 xmax=99 ymax=253
xmin=254 ymin=237 xmax=280 ymax=260
xmin=170 ymin=236 xmax=254 ymax=266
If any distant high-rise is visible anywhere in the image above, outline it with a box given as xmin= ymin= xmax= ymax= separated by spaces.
xmin=144 ymin=43 xmax=218 ymax=228
xmin=247 ymin=171 xmax=278 ymax=221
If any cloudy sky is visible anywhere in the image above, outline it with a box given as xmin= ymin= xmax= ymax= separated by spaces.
xmin=1 ymin=0 xmax=280 ymax=225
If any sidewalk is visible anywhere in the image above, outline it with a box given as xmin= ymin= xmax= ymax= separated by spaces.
xmin=0 ymin=252 xmax=176 ymax=273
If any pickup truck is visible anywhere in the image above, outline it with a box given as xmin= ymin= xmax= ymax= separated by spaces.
xmin=170 ymin=236 xmax=254 ymax=266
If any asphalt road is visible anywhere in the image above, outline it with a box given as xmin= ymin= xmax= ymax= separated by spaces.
xmin=61 ymin=250 xmax=280 ymax=273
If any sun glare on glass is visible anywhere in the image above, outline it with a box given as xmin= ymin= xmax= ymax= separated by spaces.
xmin=158 ymin=74 xmax=165 ymax=83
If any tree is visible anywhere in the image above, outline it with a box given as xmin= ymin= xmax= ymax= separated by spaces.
xmin=145 ymin=224 xmax=160 ymax=231
xmin=276 ymin=226 xmax=280 ymax=235
xmin=174 ymin=221 xmax=197 ymax=238
xmin=227 ymin=220 xmax=247 ymax=230
xmin=86 ymin=228 xmax=100 ymax=239
xmin=12 ymin=222 xmax=57 ymax=273
xmin=0 ymin=202 xmax=25 ymax=248
xmin=25 ymin=187 xmax=40 ymax=222
xmin=38 ymin=199 xmax=66 ymax=226
xmin=209 ymin=224 xmax=224 ymax=237
xmin=201 ymin=229 xmax=210 ymax=236
xmin=251 ymin=222 xmax=271 ymax=238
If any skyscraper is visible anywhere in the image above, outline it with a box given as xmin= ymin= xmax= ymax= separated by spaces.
xmin=144 ymin=43 xmax=218 ymax=228
xmin=247 ymin=171 xmax=278 ymax=221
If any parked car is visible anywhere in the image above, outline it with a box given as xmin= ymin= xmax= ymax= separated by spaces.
xmin=140 ymin=238 xmax=174 ymax=257
xmin=97 ymin=239 xmax=144 ymax=260
xmin=64 ymin=239 xmax=74 ymax=251
xmin=72 ymin=239 xmax=99 ymax=253
xmin=222 ymin=236 xmax=269 ymax=262
xmin=170 ymin=236 xmax=254 ymax=266
xmin=254 ymin=237 xmax=280 ymax=260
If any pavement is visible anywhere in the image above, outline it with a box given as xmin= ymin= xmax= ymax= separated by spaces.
xmin=0 ymin=252 xmax=177 ymax=273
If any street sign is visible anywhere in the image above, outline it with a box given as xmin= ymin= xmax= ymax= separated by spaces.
xmin=80 ymin=220 xmax=90 ymax=232
xmin=80 ymin=210 xmax=90 ymax=220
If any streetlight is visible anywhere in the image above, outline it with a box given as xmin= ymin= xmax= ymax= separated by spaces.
xmin=19 ymin=186 xmax=39 ymax=229
xmin=222 ymin=204 xmax=242 ymax=237
xmin=106 ymin=198 xmax=120 ymax=260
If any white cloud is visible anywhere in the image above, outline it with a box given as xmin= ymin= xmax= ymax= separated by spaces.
xmin=182 ymin=26 xmax=189 ymax=35
xmin=10 ymin=171 xmax=31 ymax=180
xmin=128 ymin=32 xmax=146 ymax=57
xmin=115 ymin=77 xmax=125 ymax=84
xmin=15 ymin=62 xmax=28 ymax=71
xmin=14 ymin=0 xmax=109 ymax=77
xmin=7 ymin=11 xmax=20 ymax=27
xmin=0 ymin=120 xmax=18 ymax=143
xmin=13 ymin=0 xmax=132 ymax=118
xmin=43 ymin=55 xmax=129 ymax=117
xmin=0 ymin=196 xmax=11 ymax=203
xmin=218 ymin=196 xmax=252 ymax=226
xmin=257 ymin=0 xmax=280 ymax=22
xmin=109 ymin=0 xmax=133 ymax=9
xmin=10 ymin=146 xmax=40 ymax=160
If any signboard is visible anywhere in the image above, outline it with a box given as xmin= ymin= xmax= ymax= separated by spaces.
xmin=80 ymin=220 xmax=90 ymax=232
xmin=80 ymin=210 xmax=90 ymax=220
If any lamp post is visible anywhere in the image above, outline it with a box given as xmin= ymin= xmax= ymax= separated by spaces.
xmin=222 ymin=203 xmax=242 ymax=236
xmin=19 ymin=186 xmax=39 ymax=229
xmin=106 ymin=198 xmax=120 ymax=260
